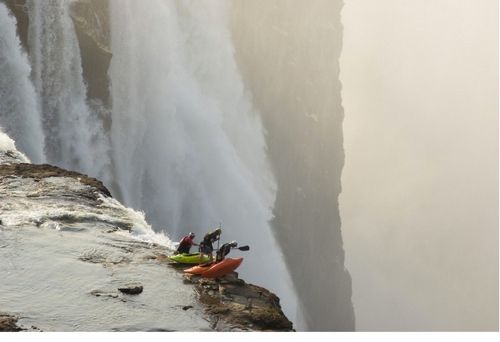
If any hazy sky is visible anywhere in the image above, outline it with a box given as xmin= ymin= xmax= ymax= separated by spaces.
xmin=340 ymin=0 xmax=498 ymax=331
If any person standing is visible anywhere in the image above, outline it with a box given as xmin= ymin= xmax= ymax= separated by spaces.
xmin=198 ymin=228 xmax=222 ymax=263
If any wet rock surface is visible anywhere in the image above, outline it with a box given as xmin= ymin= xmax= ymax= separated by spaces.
xmin=0 ymin=163 xmax=112 ymax=198
xmin=0 ymin=148 xmax=294 ymax=331
xmin=0 ymin=313 xmax=23 ymax=332
xmin=183 ymin=271 xmax=294 ymax=331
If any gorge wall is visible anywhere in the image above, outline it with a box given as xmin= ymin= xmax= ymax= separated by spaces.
xmin=229 ymin=0 xmax=354 ymax=330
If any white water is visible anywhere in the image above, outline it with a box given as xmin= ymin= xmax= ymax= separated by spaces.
xmin=0 ymin=139 xmax=208 ymax=331
xmin=109 ymin=0 xmax=297 ymax=322
xmin=1 ymin=0 xmax=170 ymax=251
xmin=0 ymin=3 xmax=44 ymax=163
xmin=0 ymin=129 xmax=30 ymax=164
xmin=0 ymin=0 xmax=298 ymax=325
xmin=26 ymin=0 xmax=110 ymax=181
xmin=0 ymin=174 xmax=172 ymax=248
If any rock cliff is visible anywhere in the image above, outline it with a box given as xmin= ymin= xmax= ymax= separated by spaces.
xmin=230 ymin=0 xmax=355 ymax=330
xmin=0 ymin=314 xmax=23 ymax=332
xmin=0 ymin=141 xmax=292 ymax=332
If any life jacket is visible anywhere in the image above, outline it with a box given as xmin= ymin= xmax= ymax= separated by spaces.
xmin=177 ymin=236 xmax=193 ymax=254
xmin=180 ymin=236 xmax=193 ymax=246
xmin=215 ymin=243 xmax=232 ymax=262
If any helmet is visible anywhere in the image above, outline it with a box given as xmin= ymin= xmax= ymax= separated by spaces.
xmin=189 ymin=232 xmax=195 ymax=238
xmin=215 ymin=228 xmax=222 ymax=234
xmin=230 ymin=240 xmax=238 ymax=247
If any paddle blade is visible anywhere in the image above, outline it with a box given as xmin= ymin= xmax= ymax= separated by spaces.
xmin=237 ymin=245 xmax=250 ymax=251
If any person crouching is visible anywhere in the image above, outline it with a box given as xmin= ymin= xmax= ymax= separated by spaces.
xmin=175 ymin=232 xmax=197 ymax=254
xmin=216 ymin=241 xmax=238 ymax=262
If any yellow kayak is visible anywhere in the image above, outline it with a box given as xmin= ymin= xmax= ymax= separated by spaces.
xmin=169 ymin=253 xmax=210 ymax=264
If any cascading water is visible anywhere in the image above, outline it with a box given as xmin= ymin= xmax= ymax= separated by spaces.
xmin=109 ymin=0 xmax=298 ymax=322
xmin=0 ymin=2 xmax=44 ymax=163
xmin=26 ymin=0 xmax=110 ymax=182
xmin=1 ymin=0 xmax=300 ymax=326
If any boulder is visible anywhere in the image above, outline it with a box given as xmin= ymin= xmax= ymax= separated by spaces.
xmin=0 ymin=313 xmax=23 ymax=332
xmin=118 ymin=285 xmax=143 ymax=295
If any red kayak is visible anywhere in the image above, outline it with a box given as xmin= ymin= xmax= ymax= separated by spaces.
xmin=184 ymin=258 xmax=243 ymax=278
xmin=184 ymin=262 xmax=213 ymax=275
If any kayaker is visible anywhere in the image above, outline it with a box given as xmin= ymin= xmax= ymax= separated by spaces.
xmin=174 ymin=232 xmax=197 ymax=254
xmin=199 ymin=227 xmax=222 ymax=263
xmin=216 ymin=241 xmax=238 ymax=262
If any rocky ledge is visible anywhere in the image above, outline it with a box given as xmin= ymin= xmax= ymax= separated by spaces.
xmin=186 ymin=274 xmax=293 ymax=331
xmin=162 ymin=256 xmax=294 ymax=331
xmin=0 ymin=314 xmax=23 ymax=332
xmin=0 ymin=153 xmax=293 ymax=331
xmin=0 ymin=163 xmax=112 ymax=198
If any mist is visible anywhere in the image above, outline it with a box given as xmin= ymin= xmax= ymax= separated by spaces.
xmin=340 ymin=0 xmax=498 ymax=331
xmin=230 ymin=0 xmax=353 ymax=330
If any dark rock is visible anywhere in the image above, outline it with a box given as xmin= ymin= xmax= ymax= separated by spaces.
xmin=0 ymin=313 xmax=23 ymax=332
xmin=90 ymin=290 xmax=119 ymax=298
xmin=118 ymin=285 xmax=143 ymax=295
xmin=182 ymin=306 xmax=193 ymax=311
xmin=183 ymin=272 xmax=293 ymax=331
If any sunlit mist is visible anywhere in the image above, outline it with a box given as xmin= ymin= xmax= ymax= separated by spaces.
xmin=340 ymin=0 xmax=498 ymax=331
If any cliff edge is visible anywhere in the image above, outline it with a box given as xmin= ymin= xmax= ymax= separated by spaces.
xmin=0 ymin=141 xmax=293 ymax=332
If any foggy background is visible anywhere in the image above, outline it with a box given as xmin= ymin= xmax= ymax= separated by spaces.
xmin=340 ymin=0 xmax=498 ymax=331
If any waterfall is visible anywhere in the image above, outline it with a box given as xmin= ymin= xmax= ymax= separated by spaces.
xmin=26 ymin=0 xmax=110 ymax=181
xmin=1 ymin=0 xmax=300 ymax=325
xmin=109 ymin=0 xmax=298 ymax=321
xmin=0 ymin=2 xmax=44 ymax=163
